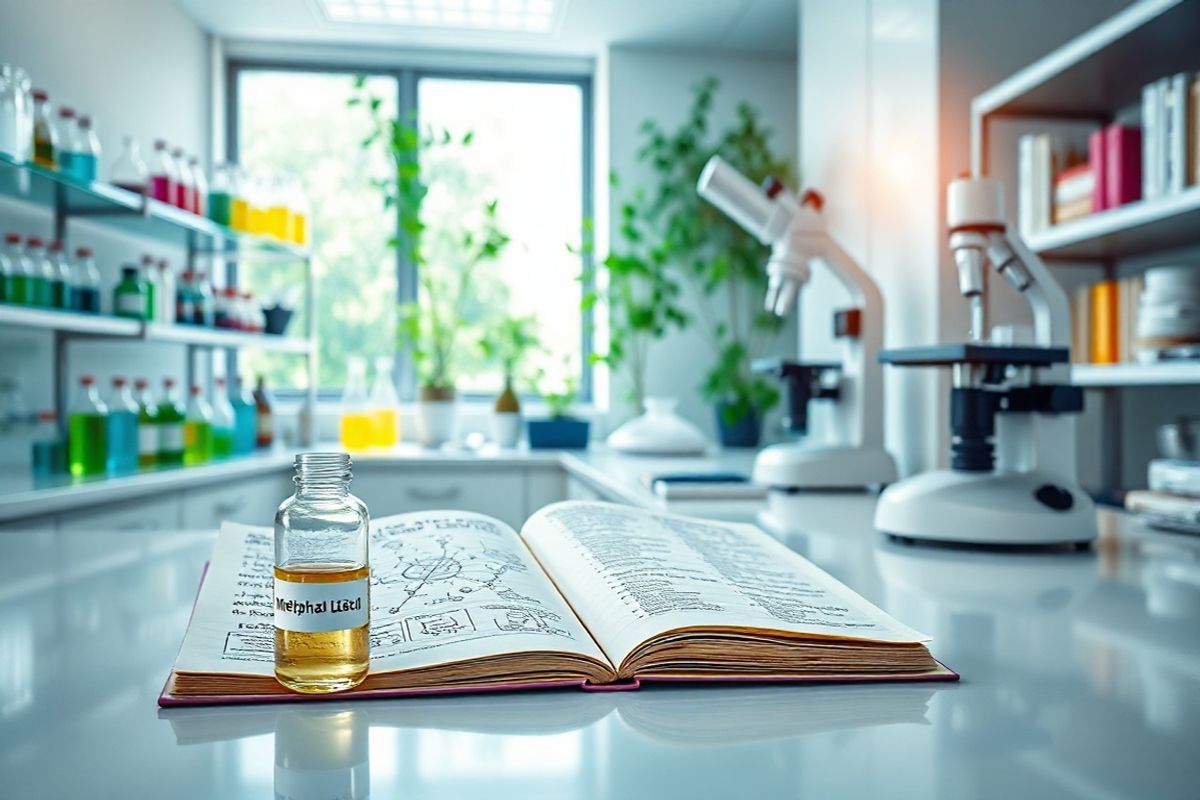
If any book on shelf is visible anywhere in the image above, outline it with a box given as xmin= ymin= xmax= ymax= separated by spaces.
xmin=1104 ymin=124 xmax=1142 ymax=208
xmin=1053 ymin=163 xmax=1093 ymax=224
xmin=160 ymin=502 xmax=955 ymax=706
xmin=1088 ymin=129 xmax=1107 ymax=213
xmin=1072 ymin=274 xmax=1143 ymax=365
xmin=1126 ymin=490 xmax=1200 ymax=535
xmin=1142 ymin=73 xmax=1199 ymax=200
xmin=1017 ymin=126 xmax=1094 ymax=236
xmin=1149 ymin=459 xmax=1200 ymax=499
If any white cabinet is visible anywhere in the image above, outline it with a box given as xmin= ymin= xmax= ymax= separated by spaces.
xmin=181 ymin=474 xmax=293 ymax=530
xmin=351 ymin=467 xmax=526 ymax=529
xmin=56 ymin=494 xmax=182 ymax=533
xmin=566 ymin=476 xmax=604 ymax=502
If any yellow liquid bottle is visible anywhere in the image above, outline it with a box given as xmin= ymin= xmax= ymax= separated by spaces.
xmin=274 ymin=452 xmax=370 ymax=694
xmin=230 ymin=197 xmax=249 ymax=231
xmin=368 ymin=357 xmax=399 ymax=448
xmin=370 ymin=408 xmax=398 ymax=448
xmin=339 ymin=413 xmax=375 ymax=450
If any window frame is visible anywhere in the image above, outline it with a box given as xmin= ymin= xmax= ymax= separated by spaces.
xmin=225 ymin=59 xmax=594 ymax=403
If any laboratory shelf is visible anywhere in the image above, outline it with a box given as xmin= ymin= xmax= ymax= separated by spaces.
xmin=1026 ymin=187 xmax=1200 ymax=261
xmin=143 ymin=323 xmax=312 ymax=353
xmin=0 ymin=153 xmax=309 ymax=260
xmin=0 ymin=303 xmax=141 ymax=336
xmin=972 ymin=0 xmax=1199 ymax=119
xmin=1071 ymin=361 xmax=1200 ymax=387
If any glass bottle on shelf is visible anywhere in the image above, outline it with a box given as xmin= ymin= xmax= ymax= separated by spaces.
xmin=140 ymin=254 xmax=159 ymax=322
xmin=68 ymin=375 xmax=107 ymax=477
xmin=211 ymin=377 xmax=236 ymax=459
xmin=75 ymin=114 xmax=100 ymax=182
xmin=47 ymin=241 xmax=71 ymax=309
xmin=194 ymin=271 xmax=214 ymax=326
xmin=339 ymin=357 xmax=372 ymax=451
xmin=30 ymin=409 xmax=65 ymax=477
xmin=72 ymin=246 xmax=101 ymax=313
xmin=188 ymin=155 xmax=207 ymax=217
xmin=214 ymin=286 xmax=234 ymax=329
xmin=0 ymin=64 xmax=33 ymax=161
xmin=232 ymin=375 xmax=257 ymax=456
xmin=175 ymin=269 xmax=195 ymax=324
xmin=5 ymin=233 xmax=33 ymax=305
xmin=369 ymin=356 xmax=399 ymax=448
xmin=230 ymin=167 xmax=249 ymax=231
xmin=24 ymin=237 xmax=52 ymax=307
xmin=105 ymin=376 xmax=139 ymax=474
xmin=242 ymin=291 xmax=263 ymax=332
xmin=0 ymin=232 xmax=12 ymax=303
xmin=254 ymin=374 xmax=274 ymax=449
xmin=149 ymin=139 xmax=176 ymax=204
xmin=110 ymin=135 xmax=148 ymax=195
xmin=267 ymin=175 xmax=290 ymax=241
xmin=156 ymin=378 xmax=185 ymax=466
xmin=133 ymin=378 xmax=158 ymax=469
xmin=208 ymin=163 xmax=232 ymax=226
xmin=171 ymin=146 xmax=193 ymax=211
xmin=55 ymin=105 xmax=77 ymax=178
xmin=290 ymin=179 xmax=311 ymax=247
xmin=156 ymin=259 xmax=174 ymax=325
xmin=112 ymin=265 xmax=148 ymax=319
xmin=273 ymin=451 xmax=370 ymax=693
xmin=30 ymin=89 xmax=56 ymax=170
xmin=183 ymin=385 xmax=213 ymax=465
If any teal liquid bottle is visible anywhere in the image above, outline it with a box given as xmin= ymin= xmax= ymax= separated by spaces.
xmin=157 ymin=379 xmax=186 ymax=466
xmin=24 ymin=238 xmax=51 ymax=307
xmin=105 ymin=377 xmax=139 ymax=474
xmin=0 ymin=233 xmax=13 ymax=303
xmin=232 ymin=375 xmax=257 ymax=455
xmin=47 ymin=241 xmax=70 ymax=309
xmin=211 ymin=377 xmax=236 ymax=459
xmin=30 ymin=409 xmax=65 ymax=477
xmin=68 ymin=375 xmax=108 ymax=477
xmin=6 ymin=234 xmax=34 ymax=305
xmin=183 ymin=385 xmax=213 ymax=465
xmin=133 ymin=379 xmax=159 ymax=469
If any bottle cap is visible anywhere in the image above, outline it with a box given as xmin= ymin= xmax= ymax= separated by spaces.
xmin=154 ymin=139 xmax=168 ymax=150
xmin=134 ymin=378 xmax=148 ymax=390
xmin=80 ymin=375 xmax=95 ymax=386
xmin=157 ymin=260 xmax=168 ymax=270
xmin=163 ymin=377 xmax=176 ymax=387
xmin=112 ymin=376 xmax=127 ymax=387
xmin=31 ymin=89 xmax=48 ymax=102
xmin=171 ymin=147 xmax=184 ymax=158
xmin=121 ymin=265 xmax=138 ymax=279
xmin=36 ymin=410 xmax=56 ymax=422
xmin=141 ymin=254 xmax=155 ymax=265
xmin=223 ymin=286 xmax=237 ymax=297
xmin=215 ymin=378 xmax=226 ymax=387
xmin=47 ymin=241 xmax=62 ymax=253
xmin=59 ymin=106 xmax=75 ymax=118
xmin=26 ymin=236 xmax=43 ymax=247
xmin=78 ymin=115 xmax=92 ymax=127
xmin=5 ymin=233 xmax=21 ymax=244
xmin=190 ymin=386 xmax=202 ymax=396
xmin=75 ymin=246 xmax=92 ymax=258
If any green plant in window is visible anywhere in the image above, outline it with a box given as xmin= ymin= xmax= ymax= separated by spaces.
xmin=479 ymin=314 xmax=539 ymax=412
xmin=533 ymin=359 xmax=579 ymax=420
xmin=351 ymin=77 xmax=510 ymax=400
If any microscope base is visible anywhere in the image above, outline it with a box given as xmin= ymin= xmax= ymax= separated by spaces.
xmin=753 ymin=443 xmax=898 ymax=490
xmin=874 ymin=469 xmax=1096 ymax=546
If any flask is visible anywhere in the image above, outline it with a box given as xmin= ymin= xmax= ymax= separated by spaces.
xmin=156 ymin=378 xmax=185 ymax=465
xmin=24 ymin=237 xmax=52 ymax=307
xmin=254 ymin=374 xmax=274 ymax=448
xmin=211 ymin=377 xmax=236 ymax=458
xmin=5 ymin=233 xmax=34 ymax=305
xmin=208 ymin=163 xmax=233 ymax=225
xmin=112 ymin=265 xmax=148 ymax=319
xmin=105 ymin=376 xmax=139 ymax=474
xmin=30 ymin=409 xmax=65 ymax=477
xmin=149 ymin=139 xmax=176 ymax=204
xmin=183 ymin=385 xmax=213 ymax=465
xmin=110 ymin=136 xmax=148 ymax=195
xmin=56 ymin=105 xmax=77 ymax=178
xmin=369 ymin=356 xmax=399 ymax=448
xmin=72 ymin=246 xmax=101 ymax=313
xmin=133 ymin=378 xmax=158 ymax=469
xmin=232 ymin=375 xmax=257 ymax=455
xmin=67 ymin=375 xmax=107 ymax=477
xmin=172 ymin=146 xmax=192 ymax=211
xmin=46 ymin=241 xmax=70 ymax=309
xmin=30 ymin=89 xmax=56 ymax=169
xmin=156 ymin=259 xmax=175 ymax=324
xmin=75 ymin=114 xmax=100 ymax=182
xmin=339 ymin=357 xmax=372 ymax=451
xmin=188 ymin=155 xmax=207 ymax=216
xmin=273 ymin=452 xmax=370 ymax=693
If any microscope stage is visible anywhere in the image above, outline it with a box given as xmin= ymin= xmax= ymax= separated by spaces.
xmin=878 ymin=343 xmax=1069 ymax=368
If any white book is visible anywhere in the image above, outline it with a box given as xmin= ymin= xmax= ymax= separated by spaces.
xmin=1143 ymin=80 xmax=1160 ymax=199
xmin=1033 ymin=133 xmax=1053 ymax=230
xmin=1018 ymin=133 xmax=1037 ymax=237
xmin=1166 ymin=73 xmax=1188 ymax=194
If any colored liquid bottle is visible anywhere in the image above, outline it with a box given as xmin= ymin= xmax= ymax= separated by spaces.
xmin=73 ymin=114 xmax=100 ymax=183
xmin=157 ymin=379 xmax=186 ymax=466
xmin=5 ymin=233 xmax=33 ymax=305
xmin=113 ymin=265 xmax=148 ymax=319
xmin=339 ymin=357 xmax=373 ymax=451
xmin=110 ymin=136 xmax=148 ymax=196
xmin=150 ymin=139 xmax=176 ymax=204
xmin=46 ymin=241 xmax=70 ymax=309
xmin=232 ymin=375 xmax=257 ymax=456
xmin=172 ymin=147 xmax=193 ymax=211
xmin=0 ymin=232 xmax=15 ymax=303
xmin=24 ymin=237 xmax=51 ymax=307
xmin=56 ymin=105 xmax=77 ymax=178
xmin=183 ymin=385 xmax=213 ymax=465
xmin=188 ymin=155 xmax=207 ymax=216
xmin=254 ymin=375 xmax=274 ymax=449
xmin=30 ymin=89 xmax=57 ymax=170
xmin=105 ymin=377 xmax=140 ymax=474
xmin=211 ymin=378 xmax=236 ymax=459
xmin=72 ymin=247 xmax=101 ymax=313
xmin=68 ymin=375 xmax=108 ymax=477
xmin=369 ymin=356 xmax=399 ymax=448
xmin=209 ymin=163 xmax=233 ymax=226
xmin=133 ymin=378 xmax=159 ymax=469
xmin=31 ymin=409 xmax=65 ymax=477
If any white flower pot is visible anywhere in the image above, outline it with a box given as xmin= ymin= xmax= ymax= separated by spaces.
xmin=416 ymin=399 xmax=457 ymax=448
xmin=607 ymin=396 xmax=707 ymax=455
xmin=491 ymin=411 xmax=523 ymax=448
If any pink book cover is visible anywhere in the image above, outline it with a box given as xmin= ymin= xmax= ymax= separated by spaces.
xmin=1089 ymin=129 xmax=1107 ymax=212
xmin=1105 ymin=123 xmax=1142 ymax=208
xmin=158 ymin=565 xmax=959 ymax=707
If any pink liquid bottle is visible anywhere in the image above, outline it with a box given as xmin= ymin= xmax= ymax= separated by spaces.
xmin=172 ymin=146 xmax=193 ymax=211
xmin=188 ymin=155 xmax=207 ymax=216
xmin=149 ymin=139 xmax=176 ymax=204
xmin=110 ymin=136 xmax=149 ymax=195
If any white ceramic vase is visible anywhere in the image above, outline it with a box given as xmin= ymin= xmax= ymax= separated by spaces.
xmin=416 ymin=399 xmax=457 ymax=448
xmin=491 ymin=411 xmax=523 ymax=448
xmin=606 ymin=396 xmax=707 ymax=455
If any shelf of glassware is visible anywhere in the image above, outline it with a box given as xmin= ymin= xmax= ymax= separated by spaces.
xmin=0 ymin=304 xmax=141 ymax=336
xmin=1071 ymin=360 xmax=1200 ymax=387
xmin=143 ymin=323 xmax=312 ymax=353
xmin=0 ymin=153 xmax=309 ymax=259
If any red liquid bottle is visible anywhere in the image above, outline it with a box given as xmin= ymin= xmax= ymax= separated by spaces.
xmin=149 ymin=139 xmax=176 ymax=204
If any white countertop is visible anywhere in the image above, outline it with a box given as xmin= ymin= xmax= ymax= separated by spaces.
xmin=0 ymin=451 xmax=1198 ymax=797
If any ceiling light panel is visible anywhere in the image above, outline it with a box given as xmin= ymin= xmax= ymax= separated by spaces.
xmin=314 ymin=0 xmax=564 ymax=33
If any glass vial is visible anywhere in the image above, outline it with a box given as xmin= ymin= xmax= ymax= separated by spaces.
xmin=274 ymin=452 xmax=370 ymax=693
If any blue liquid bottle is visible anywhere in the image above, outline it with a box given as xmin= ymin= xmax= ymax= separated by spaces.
xmin=232 ymin=374 xmax=257 ymax=455
xmin=105 ymin=376 xmax=140 ymax=473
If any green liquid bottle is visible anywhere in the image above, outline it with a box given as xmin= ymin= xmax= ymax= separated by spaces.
xmin=68 ymin=375 xmax=108 ymax=477
xmin=157 ymin=379 xmax=186 ymax=466
xmin=24 ymin=239 xmax=53 ymax=307
xmin=211 ymin=377 xmax=236 ymax=459
xmin=113 ymin=265 xmax=148 ymax=319
xmin=134 ymin=379 xmax=159 ymax=469
xmin=184 ymin=385 xmax=213 ymax=465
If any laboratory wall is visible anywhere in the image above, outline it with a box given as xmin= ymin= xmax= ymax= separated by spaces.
xmin=603 ymin=45 xmax=799 ymax=438
xmin=0 ymin=0 xmax=212 ymax=461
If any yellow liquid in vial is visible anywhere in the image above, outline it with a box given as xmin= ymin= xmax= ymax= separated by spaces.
xmin=340 ymin=413 xmax=375 ymax=450
xmin=274 ymin=564 xmax=370 ymax=693
xmin=370 ymin=408 xmax=398 ymax=448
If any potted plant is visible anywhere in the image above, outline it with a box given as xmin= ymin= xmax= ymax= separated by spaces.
xmin=615 ymin=77 xmax=792 ymax=447
xmin=353 ymin=80 xmax=510 ymax=447
xmin=527 ymin=363 xmax=589 ymax=449
xmin=478 ymin=314 xmax=538 ymax=448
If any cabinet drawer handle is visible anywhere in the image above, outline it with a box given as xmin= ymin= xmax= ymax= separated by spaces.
xmin=406 ymin=486 xmax=462 ymax=501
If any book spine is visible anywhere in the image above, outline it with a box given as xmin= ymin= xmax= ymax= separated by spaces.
xmin=1089 ymin=129 xmax=1107 ymax=212
xmin=1157 ymin=77 xmax=1171 ymax=196
xmin=1168 ymin=73 xmax=1187 ymax=194
xmin=1143 ymin=81 xmax=1160 ymax=200
xmin=1018 ymin=134 xmax=1036 ymax=237
xmin=1106 ymin=124 xmax=1142 ymax=207
xmin=1035 ymin=134 xmax=1052 ymax=230
xmin=1071 ymin=284 xmax=1091 ymax=364
xmin=1090 ymin=280 xmax=1119 ymax=364
xmin=1190 ymin=73 xmax=1200 ymax=187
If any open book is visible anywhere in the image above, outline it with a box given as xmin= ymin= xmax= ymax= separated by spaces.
xmin=161 ymin=501 xmax=956 ymax=705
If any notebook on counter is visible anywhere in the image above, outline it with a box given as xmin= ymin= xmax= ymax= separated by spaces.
xmin=160 ymin=501 xmax=956 ymax=706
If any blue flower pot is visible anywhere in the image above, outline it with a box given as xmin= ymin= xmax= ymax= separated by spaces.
xmin=527 ymin=417 xmax=591 ymax=449
xmin=714 ymin=403 xmax=762 ymax=448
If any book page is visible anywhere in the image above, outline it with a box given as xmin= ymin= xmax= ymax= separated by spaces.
xmin=173 ymin=511 xmax=609 ymax=677
xmin=520 ymin=501 xmax=929 ymax=668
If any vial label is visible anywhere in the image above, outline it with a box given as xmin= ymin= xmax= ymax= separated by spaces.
xmin=274 ymin=576 xmax=369 ymax=633
xmin=116 ymin=293 xmax=145 ymax=315
xmin=160 ymin=423 xmax=184 ymax=451
xmin=138 ymin=424 xmax=157 ymax=456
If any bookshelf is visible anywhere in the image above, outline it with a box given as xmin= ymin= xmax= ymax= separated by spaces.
xmin=1027 ymin=186 xmax=1200 ymax=260
xmin=1071 ymin=361 xmax=1200 ymax=387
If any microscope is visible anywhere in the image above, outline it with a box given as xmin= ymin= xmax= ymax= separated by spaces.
xmin=696 ymin=156 xmax=897 ymax=515
xmin=873 ymin=174 xmax=1095 ymax=546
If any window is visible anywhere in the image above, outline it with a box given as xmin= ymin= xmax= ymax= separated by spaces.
xmin=230 ymin=65 xmax=591 ymax=399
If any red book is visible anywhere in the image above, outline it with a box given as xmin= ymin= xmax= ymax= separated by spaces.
xmin=1089 ymin=130 xmax=1107 ymax=212
xmin=1105 ymin=124 xmax=1142 ymax=208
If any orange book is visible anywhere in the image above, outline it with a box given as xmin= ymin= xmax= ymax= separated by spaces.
xmin=1090 ymin=280 xmax=1119 ymax=364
